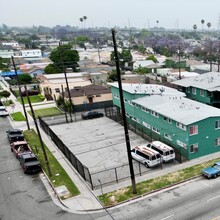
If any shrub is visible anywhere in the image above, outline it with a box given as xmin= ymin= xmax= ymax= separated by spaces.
xmin=38 ymin=94 xmax=45 ymax=101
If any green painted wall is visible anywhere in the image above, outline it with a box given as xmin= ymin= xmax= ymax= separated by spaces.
xmin=111 ymin=85 xmax=220 ymax=160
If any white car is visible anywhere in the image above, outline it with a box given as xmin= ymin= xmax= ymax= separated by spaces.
xmin=0 ymin=106 xmax=9 ymax=116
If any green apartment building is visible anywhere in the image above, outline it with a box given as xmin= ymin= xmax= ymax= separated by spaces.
xmin=110 ymin=82 xmax=220 ymax=160
xmin=172 ymin=72 xmax=220 ymax=108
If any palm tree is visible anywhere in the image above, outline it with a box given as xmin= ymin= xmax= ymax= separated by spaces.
xmin=156 ymin=20 xmax=159 ymax=29
xmin=207 ymin=22 xmax=212 ymax=30
xmin=193 ymin=24 xmax=197 ymax=32
xmin=83 ymin=16 xmax=87 ymax=29
xmin=79 ymin=17 xmax=83 ymax=29
xmin=201 ymin=19 xmax=205 ymax=31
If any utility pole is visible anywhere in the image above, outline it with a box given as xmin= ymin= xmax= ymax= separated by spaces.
xmin=11 ymin=56 xmax=30 ymax=130
xmin=59 ymin=41 xmax=73 ymax=122
xmin=111 ymin=28 xmax=137 ymax=194
xmin=210 ymin=40 xmax=213 ymax=72
xmin=25 ymin=85 xmax=52 ymax=177
xmin=177 ymin=45 xmax=181 ymax=79
xmin=61 ymin=84 xmax=68 ymax=123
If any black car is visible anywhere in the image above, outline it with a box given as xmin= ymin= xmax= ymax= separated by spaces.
xmin=6 ymin=129 xmax=24 ymax=143
xmin=81 ymin=111 xmax=104 ymax=120
xmin=19 ymin=153 xmax=42 ymax=174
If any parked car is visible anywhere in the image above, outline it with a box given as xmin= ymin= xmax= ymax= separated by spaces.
xmin=202 ymin=162 xmax=220 ymax=179
xmin=131 ymin=145 xmax=162 ymax=168
xmin=81 ymin=111 xmax=104 ymax=120
xmin=0 ymin=106 xmax=9 ymax=116
xmin=11 ymin=140 xmax=32 ymax=159
xmin=6 ymin=129 xmax=24 ymax=143
xmin=146 ymin=141 xmax=175 ymax=163
xmin=19 ymin=153 xmax=41 ymax=174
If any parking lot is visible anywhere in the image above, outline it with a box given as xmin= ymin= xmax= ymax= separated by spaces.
xmin=49 ymin=116 xmax=178 ymax=188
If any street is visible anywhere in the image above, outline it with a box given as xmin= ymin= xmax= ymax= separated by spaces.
xmin=0 ymin=117 xmax=108 ymax=220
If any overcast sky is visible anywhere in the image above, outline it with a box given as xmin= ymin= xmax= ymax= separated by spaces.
xmin=1 ymin=0 xmax=220 ymax=30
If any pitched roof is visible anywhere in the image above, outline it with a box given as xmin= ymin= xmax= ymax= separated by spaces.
xmin=64 ymin=84 xmax=111 ymax=98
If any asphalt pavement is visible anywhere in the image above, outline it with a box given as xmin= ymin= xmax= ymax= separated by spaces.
xmin=2 ymin=78 xmax=220 ymax=215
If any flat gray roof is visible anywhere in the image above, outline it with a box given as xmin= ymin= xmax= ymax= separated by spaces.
xmin=109 ymin=83 xmax=185 ymax=96
xmin=172 ymin=71 xmax=220 ymax=91
xmin=134 ymin=95 xmax=220 ymax=125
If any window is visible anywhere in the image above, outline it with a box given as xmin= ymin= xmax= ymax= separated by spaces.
xmin=135 ymin=103 xmax=139 ymax=108
xmin=152 ymin=126 xmax=160 ymax=134
xmin=113 ymin=94 xmax=119 ymax=99
xmin=177 ymin=140 xmax=187 ymax=149
xmin=186 ymin=87 xmax=190 ymax=93
xmin=131 ymin=116 xmax=139 ymax=122
xmin=200 ymin=90 xmax=204 ymax=97
xmin=215 ymin=138 xmax=220 ymax=146
xmin=189 ymin=125 xmax=198 ymax=135
xmin=164 ymin=133 xmax=172 ymax=141
xmin=190 ymin=143 xmax=198 ymax=153
xmin=143 ymin=122 xmax=150 ymax=129
xmin=128 ymin=100 xmax=134 ymax=106
xmin=164 ymin=116 xmax=172 ymax=124
xmin=55 ymin=88 xmax=60 ymax=93
xmin=215 ymin=120 xmax=220 ymax=129
xmin=151 ymin=111 xmax=159 ymax=118
xmin=176 ymin=122 xmax=186 ymax=130
xmin=192 ymin=87 xmax=196 ymax=95
xmin=141 ymin=107 xmax=149 ymax=113
xmin=137 ymin=150 xmax=149 ymax=160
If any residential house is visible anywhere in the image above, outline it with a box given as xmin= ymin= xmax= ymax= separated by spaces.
xmin=63 ymin=84 xmax=113 ymax=111
xmin=39 ymin=72 xmax=92 ymax=100
xmin=110 ymin=82 xmax=220 ymax=160
xmin=172 ymin=72 xmax=220 ymax=108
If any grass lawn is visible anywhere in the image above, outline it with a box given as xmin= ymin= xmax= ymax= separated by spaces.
xmin=23 ymin=129 xmax=79 ymax=199
xmin=10 ymin=111 xmax=26 ymax=121
xmin=98 ymin=158 xmax=220 ymax=206
xmin=28 ymin=107 xmax=63 ymax=118
xmin=17 ymin=95 xmax=43 ymax=104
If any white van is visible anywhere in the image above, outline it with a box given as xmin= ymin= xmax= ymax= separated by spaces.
xmin=147 ymin=141 xmax=175 ymax=162
xmin=131 ymin=145 xmax=162 ymax=168
xmin=0 ymin=106 xmax=9 ymax=116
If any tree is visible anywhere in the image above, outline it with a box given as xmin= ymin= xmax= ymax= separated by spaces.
xmin=83 ymin=16 xmax=87 ymax=29
xmin=18 ymin=74 xmax=32 ymax=84
xmin=44 ymin=64 xmax=60 ymax=74
xmin=79 ymin=18 xmax=84 ymax=29
xmin=0 ymin=90 xmax=10 ymax=100
xmin=110 ymin=48 xmax=133 ymax=70
xmin=107 ymin=69 xmax=118 ymax=81
xmin=193 ymin=24 xmax=197 ymax=32
xmin=156 ymin=20 xmax=159 ymax=29
xmin=75 ymin=36 xmax=88 ymax=49
xmin=48 ymin=44 xmax=79 ymax=72
xmin=201 ymin=19 xmax=205 ymax=31
xmin=146 ymin=55 xmax=158 ymax=63
xmin=207 ymin=22 xmax=211 ymax=30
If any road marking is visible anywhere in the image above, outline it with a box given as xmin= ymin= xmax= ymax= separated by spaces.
xmin=207 ymin=195 xmax=220 ymax=202
xmin=161 ymin=214 xmax=174 ymax=220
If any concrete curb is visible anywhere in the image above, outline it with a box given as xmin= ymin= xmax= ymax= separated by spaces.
xmin=41 ymin=169 xmax=69 ymax=209
xmin=104 ymin=174 xmax=202 ymax=209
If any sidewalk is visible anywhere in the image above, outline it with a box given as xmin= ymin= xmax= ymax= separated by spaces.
xmin=2 ymin=78 xmax=220 ymax=213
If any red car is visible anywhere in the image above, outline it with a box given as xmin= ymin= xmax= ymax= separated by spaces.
xmin=11 ymin=141 xmax=32 ymax=159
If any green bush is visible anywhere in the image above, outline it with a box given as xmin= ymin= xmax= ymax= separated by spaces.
xmin=38 ymin=94 xmax=45 ymax=101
